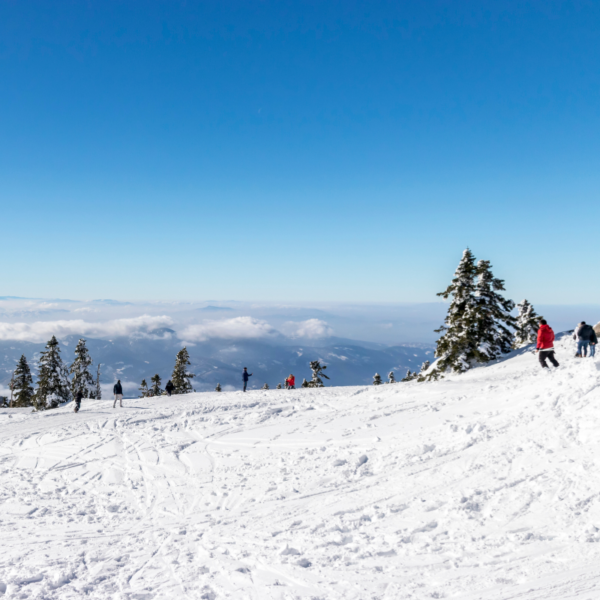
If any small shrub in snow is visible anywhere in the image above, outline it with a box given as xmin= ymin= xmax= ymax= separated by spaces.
xmin=215 ymin=383 xmax=222 ymax=392
xmin=262 ymin=383 xmax=269 ymax=390
xmin=373 ymin=373 xmax=382 ymax=385
xmin=388 ymin=371 xmax=396 ymax=383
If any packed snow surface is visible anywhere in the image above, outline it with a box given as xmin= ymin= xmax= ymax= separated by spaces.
xmin=2 ymin=334 xmax=600 ymax=599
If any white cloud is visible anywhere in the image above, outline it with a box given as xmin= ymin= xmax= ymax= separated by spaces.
xmin=0 ymin=315 xmax=174 ymax=343
xmin=181 ymin=317 xmax=278 ymax=342
xmin=281 ymin=319 xmax=334 ymax=339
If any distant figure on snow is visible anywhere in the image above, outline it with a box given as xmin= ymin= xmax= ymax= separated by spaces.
xmin=573 ymin=321 xmax=595 ymax=358
xmin=591 ymin=329 xmax=598 ymax=358
xmin=286 ymin=374 xmax=295 ymax=389
xmin=74 ymin=390 xmax=83 ymax=413
xmin=165 ymin=380 xmax=174 ymax=397
xmin=113 ymin=380 xmax=123 ymax=408
xmin=536 ymin=320 xmax=559 ymax=369
xmin=243 ymin=367 xmax=253 ymax=392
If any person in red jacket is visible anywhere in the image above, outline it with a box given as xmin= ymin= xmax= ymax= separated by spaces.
xmin=286 ymin=374 xmax=295 ymax=389
xmin=537 ymin=320 xmax=560 ymax=368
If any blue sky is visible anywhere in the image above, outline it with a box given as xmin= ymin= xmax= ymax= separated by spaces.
xmin=2 ymin=1 xmax=599 ymax=303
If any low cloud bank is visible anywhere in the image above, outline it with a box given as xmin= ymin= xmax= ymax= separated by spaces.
xmin=181 ymin=317 xmax=279 ymax=342
xmin=281 ymin=319 xmax=334 ymax=339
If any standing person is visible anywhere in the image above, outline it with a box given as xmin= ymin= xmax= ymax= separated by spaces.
xmin=591 ymin=327 xmax=598 ymax=358
xmin=537 ymin=319 xmax=560 ymax=369
xmin=286 ymin=374 xmax=295 ymax=389
xmin=242 ymin=367 xmax=253 ymax=392
xmin=165 ymin=380 xmax=174 ymax=397
xmin=74 ymin=390 xmax=83 ymax=413
xmin=113 ymin=379 xmax=123 ymax=408
xmin=573 ymin=321 xmax=594 ymax=357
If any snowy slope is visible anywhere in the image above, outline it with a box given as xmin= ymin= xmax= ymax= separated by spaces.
xmin=1 ymin=333 xmax=600 ymax=599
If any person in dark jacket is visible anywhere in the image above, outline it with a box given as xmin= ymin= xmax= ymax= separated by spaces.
xmin=537 ymin=320 xmax=559 ymax=368
xmin=590 ymin=328 xmax=598 ymax=358
xmin=74 ymin=390 xmax=83 ymax=413
xmin=113 ymin=380 xmax=123 ymax=408
xmin=242 ymin=367 xmax=253 ymax=392
xmin=573 ymin=321 xmax=595 ymax=357
xmin=165 ymin=380 xmax=174 ymax=397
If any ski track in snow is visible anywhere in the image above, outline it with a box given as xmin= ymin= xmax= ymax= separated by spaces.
xmin=1 ymin=335 xmax=600 ymax=599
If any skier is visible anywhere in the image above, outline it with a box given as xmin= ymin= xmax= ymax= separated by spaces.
xmin=242 ymin=367 xmax=253 ymax=392
xmin=113 ymin=379 xmax=123 ymax=408
xmin=165 ymin=380 xmax=174 ymax=397
xmin=74 ymin=390 xmax=83 ymax=413
xmin=286 ymin=374 xmax=295 ymax=389
xmin=573 ymin=321 xmax=595 ymax=357
xmin=536 ymin=320 xmax=560 ymax=369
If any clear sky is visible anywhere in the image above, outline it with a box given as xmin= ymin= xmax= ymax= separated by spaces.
xmin=2 ymin=1 xmax=599 ymax=304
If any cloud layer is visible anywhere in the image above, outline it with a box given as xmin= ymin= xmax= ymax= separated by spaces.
xmin=281 ymin=319 xmax=334 ymax=339
xmin=181 ymin=317 xmax=279 ymax=342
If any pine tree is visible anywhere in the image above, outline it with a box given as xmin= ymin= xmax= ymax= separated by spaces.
xmin=388 ymin=371 xmax=396 ymax=383
xmin=215 ymin=383 xmax=222 ymax=392
xmin=34 ymin=336 xmax=70 ymax=410
xmin=139 ymin=379 xmax=149 ymax=398
xmin=276 ymin=383 xmax=282 ymax=389
xmin=150 ymin=374 xmax=163 ymax=397
xmin=473 ymin=260 xmax=516 ymax=360
xmin=262 ymin=383 xmax=269 ymax=390
xmin=95 ymin=364 xmax=102 ymax=400
xmin=301 ymin=378 xmax=309 ymax=388
xmin=13 ymin=355 xmax=34 ymax=407
xmin=171 ymin=348 xmax=195 ymax=394
xmin=401 ymin=369 xmax=417 ymax=382
xmin=373 ymin=373 xmax=382 ymax=385
xmin=307 ymin=361 xmax=329 ymax=388
xmin=416 ymin=360 xmax=431 ymax=382
xmin=514 ymin=299 xmax=542 ymax=348
xmin=70 ymin=339 xmax=95 ymax=399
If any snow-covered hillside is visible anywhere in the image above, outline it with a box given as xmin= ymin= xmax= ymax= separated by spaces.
xmin=1 ymin=333 xmax=599 ymax=599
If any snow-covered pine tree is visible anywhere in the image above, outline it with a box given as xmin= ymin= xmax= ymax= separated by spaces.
xmin=139 ymin=379 xmax=149 ymax=397
xmin=514 ymin=299 xmax=542 ymax=348
xmin=171 ymin=348 xmax=195 ymax=394
xmin=70 ymin=338 xmax=95 ymax=399
xmin=388 ymin=371 xmax=396 ymax=383
xmin=401 ymin=369 xmax=417 ymax=382
xmin=473 ymin=260 xmax=516 ymax=361
xmin=416 ymin=360 xmax=431 ymax=382
xmin=262 ymin=383 xmax=269 ymax=390
xmin=301 ymin=378 xmax=309 ymax=388
xmin=307 ymin=360 xmax=329 ymax=388
xmin=13 ymin=355 xmax=34 ymax=407
xmin=428 ymin=249 xmax=480 ymax=379
xmin=215 ymin=383 xmax=222 ymax=392
xmin=34 ymin=336 xmax=70 ymax=410
xmin=276 ymin=383 xmax=282 ymax=389
xmin=373 ymin=373 xmax=382 ymax=385
xmin=150 ymin=374 xmax=163 ymax=397
xmin=95 ymin=364 xmax=102 ymax=400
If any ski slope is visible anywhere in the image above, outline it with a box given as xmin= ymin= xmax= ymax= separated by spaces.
xmin=1 ymin=333 xmax=600 ymax=599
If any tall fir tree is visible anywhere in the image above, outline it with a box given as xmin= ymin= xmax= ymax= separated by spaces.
xmin=70 ymin=338 xmax=95 ymax=398
xmin=388 ymin=371 xmax=396 ymax=383
xmin=473 ymin=260 xmax=516 ymax=360
xmin=139 ymin=379 xmax=149 ymax=398
xmin=514 ymin=299 xmax=542 ymax=348
xmin=171 ymin=348 xmax=195 ymax=394
xmin=34 ymin=336 xmax=70 ymax=410
xmin=307 ymin=361 xmax=329 ymax=388
xmin=13 ymin=355 xmax=34 ymax=408
xmin=95 ymin=364 xmax=102 ymax=400
xmin=373 ymin=373 xmax=382 ymax=385
xmin=150 ymin=374 xmax=163 ymax=397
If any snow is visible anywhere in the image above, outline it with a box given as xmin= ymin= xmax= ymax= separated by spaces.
xmin=1 ymin=333 xmax=600 ymax=598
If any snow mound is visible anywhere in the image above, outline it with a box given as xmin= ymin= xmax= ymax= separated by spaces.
xmin=1 ymin=333 xmax=600 ymax=599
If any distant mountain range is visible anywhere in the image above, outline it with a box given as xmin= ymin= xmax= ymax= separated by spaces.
xmin=0 ymin=334 xmax=433 ymax=394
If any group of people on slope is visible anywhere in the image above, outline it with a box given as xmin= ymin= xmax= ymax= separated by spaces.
xmin=536 ymin=319 xmax=598 ymax=369
xmin=241 ymin=367 xmax=295 ymax=391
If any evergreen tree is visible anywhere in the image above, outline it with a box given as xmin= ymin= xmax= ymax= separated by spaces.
xmin=388 ymin=371 xmax=396 ymax=383
xmin=373 ymin=373 xmax=382 ymax=385
xmin=514 ymin=299 xmax=542 ymax=348
xmin=0 ymin=396 xmax=8 ymax=408
xmin=276 ymin=383 xmax=282 ymax=389
xmin=215 ymin=383 xmax=222 ymax=392
xmin=473 ymin=260 xmax=516 ymax=360
xmin=307 ymin=360 xmax=329 ymax=388
xmin=139 ymin=379 xmax=149 ymax=398
xmin=13 ymin=355 xmax=34 ymax=407
xmin=401 ymin=369 xmax=418 ymax=382
xmin=416 ymin=360 xmax=431 ymax=382
xmin=150 ymin=374 xmax=163 ymax=397
xmin=171 ymin=348 xmax=195 ymax=394
xmin=262 ymin=383 xmax=269 ymax=390
xmin=70 ymin=339 xmax=95 ymax=399
xmin=95 ymin=364 xmax=102 ymax=400
xmin=301 ymin=378 xmax=309 ymax=388
xmin=34 ymin=336 xmax=70 ymax=410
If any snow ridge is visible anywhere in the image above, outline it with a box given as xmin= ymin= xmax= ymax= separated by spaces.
xmin=1 ymin=333 xmax=600 ymax=599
